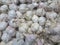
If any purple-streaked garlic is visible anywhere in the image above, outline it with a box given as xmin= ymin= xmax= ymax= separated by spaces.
xmin=38 ymin=17 xmax=46 ymax=26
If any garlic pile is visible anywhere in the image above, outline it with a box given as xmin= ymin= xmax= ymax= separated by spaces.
xmin=0 ymin=0 xmax=60 ymax=45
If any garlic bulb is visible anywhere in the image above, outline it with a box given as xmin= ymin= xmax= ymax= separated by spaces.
xmin=9 ymin=3 xmax=18 ymax=10
xmin=1 ymin=0 xmax=11 ymax=4
xmin=36 ymin=8 xmax=46 ymax=16
xmin=25 ymin=11 xmax=33 ymax=20
xmin=32 ymin=15 xmax=39 ymax=23
xmin=38 ymin=17 xmax=46 ymax=26
xmin=46 ymin=11 xmax=57 ymax=20
xmin=0 ymin=22 xmax=7 ymax=31
xmin=37 ymin=26 xmax=43 ymax=34
xmin=19 ymin=4 xmax=28 ymax=13
xmin=9 ymin=19 xmax=18 ymax=28
xmin=19 ymin=0 xmax=26 ymax=3
xmin=8 ymin=10 xmax=16 ymax=20
xmin=0 ymin=5 xmax=8 ymax=13
xmin=16 ymin=32 xmax=24 ymax=39
xmin=31 ymin=23 xmax=39 ymax=32
xmin=4 ymin=26 xmax=16 ymax=37
xmin=16 ymin=11 xmax=23 ymax=19
xmin=19 ymin=23 xmax=28 ymax=33
xmin=0 ymin=13 xmax=8 ymax=21
xmin=1 ymin=33 xmax=11 ymax=43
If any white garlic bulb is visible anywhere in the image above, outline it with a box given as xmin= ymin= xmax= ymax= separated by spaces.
xmin=36 ymin=8 xmax=46 ymax=16
xmin=16 ymin=32 xmax=24 ymax=39
xmin=9 ymin=19 xmax=18 ymax=28
xmin=27 ymin=4 xmax=34 ymax=10
xmin=0 ymin=22 xmax=7 ymax=31
xmin=19 ymin=0 xmax=26 ymax=3
xmin=1 ymin=33 xmax=11 ymax=43
xmin=8 ymin=10 xmax=16 ymax=20
xmin=9 ymin=3 xmax=18 ymax=10
xmin=19 ymin=23 xmax=28 ymax=33
xmin=16 ymin=11 xmax=23 ymax=18
xmin=31 ymin=23 xmax=39 ymax=32
xmin=32 ymin=3 xmax=38 ymax=8
xmin=38 ymin=17 xmax=46 ymax=26
xmin=4 ymin=26 xmax=16 ymax=37
xmin=19 ymin=4 xmax=28 ymax=13
xmin=32 ymin=15 xmax=39 ymax=23
xmin=0 ymin=13 xmax=8 ymax=21
xmin=37 ymin=26 xmax=43 ymax=34
xmin=1 ymin=0 xmax=11 ymax=4
xmin=46 ymin=11 xmax=57 ymax=20
xmin=0 ymin=5 xmax=8 ymax=13
xmin=25 ymin=11 xmax=33 ymax=20
xmin=11 ymin=0 xmax=19 ymax=4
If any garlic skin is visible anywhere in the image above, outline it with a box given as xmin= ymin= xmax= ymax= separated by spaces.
xmin=46 ymin=11 xmax=57 ymax=20
xmin=38 ymin=17 xmax=46 ymax=26
xmin=19 ymin=23 xmax=28 ymax=33
xmin=4 ymin=26 xmax=16 ymax=37
xmin=0 ymin=13 xmax=8 ymax=21
xmin=16 ymin=11 xmax=23 ymax=19
xmin=0 ymin=5 xmax=8 ymax=13
xmin=25 ymin=11 xmax=33 ymax=20
xmin=1 ymin=0 xmax=11 ymax=4
xmin=0 ymin=22 xmax=7 ymax=31
xmin=19 ymin=4 xmax=28 ymax=13
xmin=11 ymin=0 xmax=19 ymax=4
xmin=31 ymin=23 xmax=39 ymax=32
xmin=8 ymin=10 xmax=16 ymax=20
xmin=9 ymin=19 xmax=18 ymax=28
xmin=9 ymin=3 xmax=18 ymax=10
xmin=37 ymin=26 xmax=43 ymax=34
xmin=1 ymin=33 xmax=11 ymax=43
xmin=32 ymin=15 xmax=39 ymax=23
xmin=36 ymin=8 xmax=46 ymax=16
xmin=16 ymin=32 xmax=24 ymax=40
xmin=19 ymin=0 xmax=26 ymax=3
